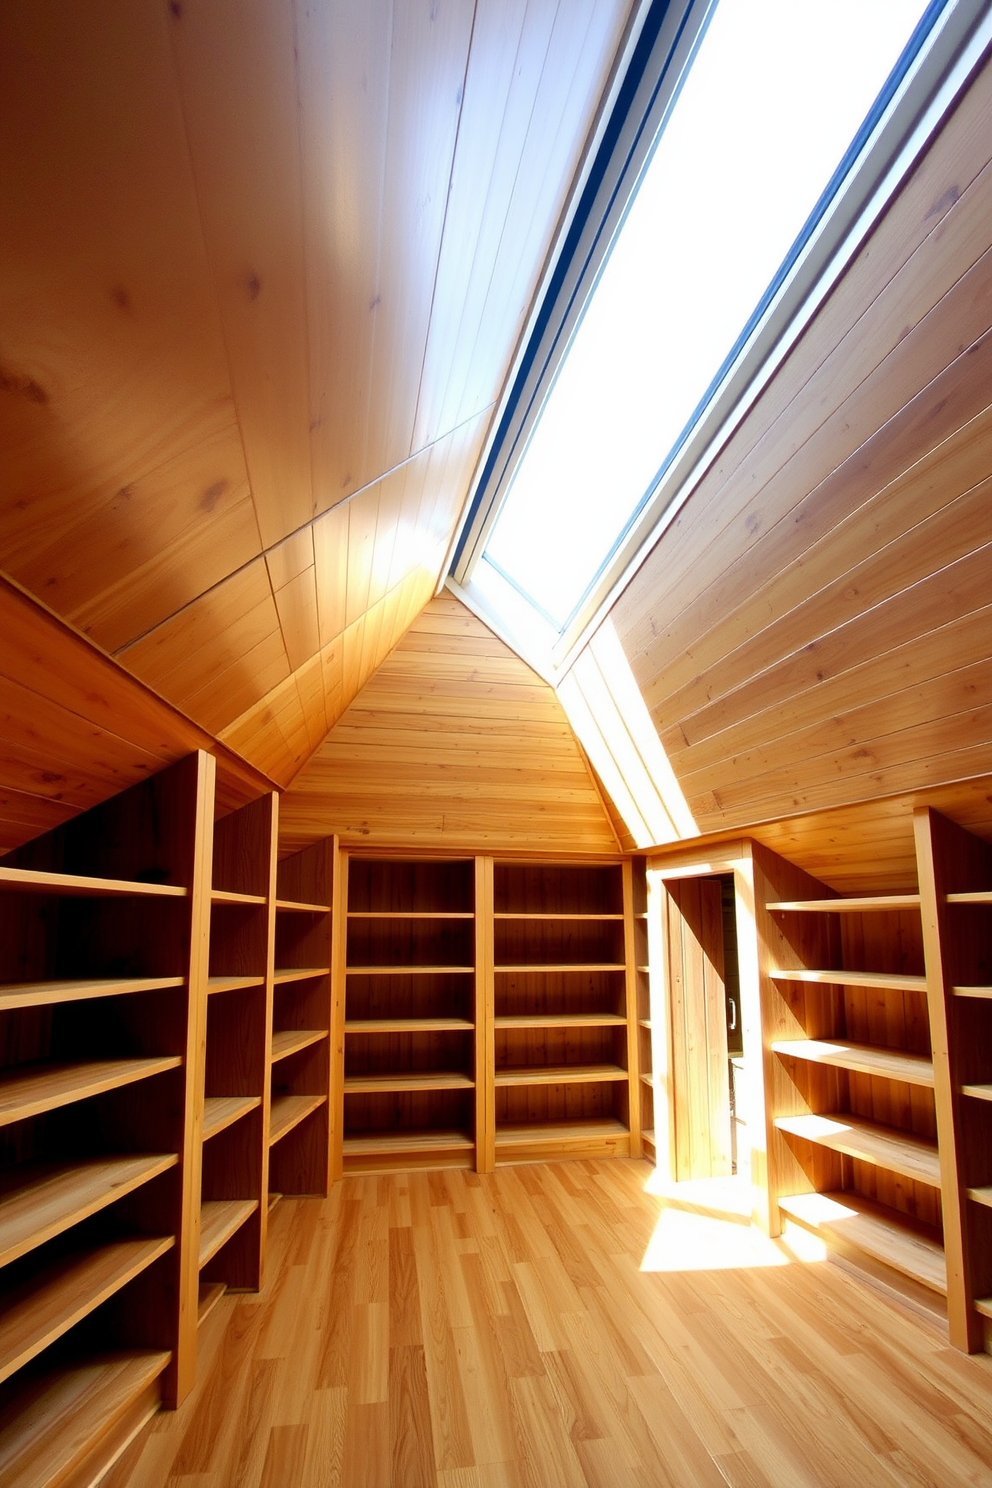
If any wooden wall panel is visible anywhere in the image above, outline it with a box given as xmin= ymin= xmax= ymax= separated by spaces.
xmin=278 ymin=595 xmax=619 ymax=855
xmin=0 ymin=578 xmax=273 ymax=854
xmin=1 ymin=0 xmax=631 ymax=784
xmin=597 ymin=46 xmax=992 ymax=843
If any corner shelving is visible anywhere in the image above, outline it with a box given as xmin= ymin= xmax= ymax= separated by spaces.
xmin=914 ymin=808 xmax=992 ymax=1352
xmin=0 ymin=752 xmax=214 ymax=1482
xmin=757 ymin=842 xmax=946 ymax=1305
xmin=342 ymin=858 xmax=477 ymax=1173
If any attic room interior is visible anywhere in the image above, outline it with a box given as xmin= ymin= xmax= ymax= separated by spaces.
xmin=3 ymin=0 xmax=992 ymax=1483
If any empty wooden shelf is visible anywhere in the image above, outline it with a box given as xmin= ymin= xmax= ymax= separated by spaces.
xmin=495 ymin=1063 xmax=628 ymax=1087
xmin=0 ymin=866 xmax=187 ymax=899
xmin=0 ymin=1236 xmax=175 ymax=1385
xmin=774 ymin=1113 xmax=941 ymax=1188
xmin=0 ymin=1055 xmax=183 ymax=1126
xmin=779 ymin=1191 xmax=946 ymax=1294
xmin=269 ymin=1094 xmax=326 ymax=1147
xmin=202 ymin=1095 xmax=262 ymax=1143
xmin=0 ymin=1350 xmax=172 ymax=1488
xmin=0 ymin=1155 xmax=178 ymax=1270
xmin=0 ymin=976 xmax=185 ymax=1011
xmin=198 ymin=1200 xmax=259 ymax=1270
xmin=271 ymin=1029 xmax=327 ymax=1063
xmin=771 ymin=1039 xmax=934 ymax=1087
xmin=344 ymin=1072 xmax=474 ymax=1093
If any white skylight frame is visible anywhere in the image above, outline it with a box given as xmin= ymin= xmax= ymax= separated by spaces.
xmin=448 ymin=0 xmax=992 ymax=680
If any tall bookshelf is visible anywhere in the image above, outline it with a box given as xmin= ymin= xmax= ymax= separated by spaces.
xmin=0 ymin=752 xmax=214 ymax=1485
xmin=341 ymin=858 xmax=478 ymax=1175
xmin=492 ymin=859 xmax=640 ymax=1165
xmin=270 ymin=840 xmax=335 ymax=1199
xmin=199 ymin=794 xmax=277 ymax=1314
xmin=754 ymin=839 xmax=944 ymax=1305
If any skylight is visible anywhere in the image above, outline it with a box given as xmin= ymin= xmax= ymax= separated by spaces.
xmin=476 ymin=0 xmax=938 ymax=633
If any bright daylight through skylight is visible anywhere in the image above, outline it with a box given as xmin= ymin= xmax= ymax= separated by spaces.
xmin=482 ymin=0 xmax=935 ymax=630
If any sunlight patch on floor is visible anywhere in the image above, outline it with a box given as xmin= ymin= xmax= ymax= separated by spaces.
xmin=641 ymin=1206 xmax=790 ymax=1272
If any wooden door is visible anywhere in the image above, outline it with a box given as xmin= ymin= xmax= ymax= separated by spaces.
xmin=664 ymin=877 xmax=732 ymax=1179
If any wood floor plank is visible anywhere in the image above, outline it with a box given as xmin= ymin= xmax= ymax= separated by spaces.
xmin=108 ymin=1162 xmax=992 ymax=1487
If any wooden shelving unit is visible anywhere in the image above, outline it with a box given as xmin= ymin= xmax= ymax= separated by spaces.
xmin=199 ymin=795 xmax=277 ymax=1303
xmin=756 ymin=841 xmax=947 ymax=1307
xmin=492 ymin=860 xmax=639 ymax=1165
xmin=914 ymin=809 xmax=992 ymax=1352
xmin=270 ymin=840 xmax=335 ymax=1197
xmin=0 ymin=752 xmax=214 ymax=1484
xmin=341 ymin=858 xmax=478 ymax=1174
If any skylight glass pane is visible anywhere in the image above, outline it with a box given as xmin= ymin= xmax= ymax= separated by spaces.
xmin=483 ymin=0 xmax=934 ymax=630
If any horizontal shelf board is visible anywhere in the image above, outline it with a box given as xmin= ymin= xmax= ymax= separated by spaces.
xmin=0 ymin=1055 xmax=182 ymax=1128
xmin=774 ymin=1113 xmax=940 ymax=1187
xmin=947 ymin=890 xmax=992 ymax=905
xmin=347 ymin=910 xmax=473 ymax=920
xmin=494 ymin=1063 xmax=628 ymax=1087
xmin=273 ymin=967 xmax=330 ymax=985
xmin=0 ymin=976 xmax=184 ymax=1011
xmin=766 ymin=895 xmax=921 ymax=913
xmin=343 ymin=1130 xmax=475 ymax=1155
xmin=770 ymin=968 xmax=926 ymax=992
xmin=343 ymin=1072 xmax=474 ymax=1093
xmin=494 ymin=1013 xmax=625 ymax=1029
xmin=0 ymin=1348 xmax=171 ymax=1488
xmin=962 ymin=1084 xmax=992 ymax=1102
xmin=639 ymin=1019 xmax=653 ymax=1030
xmin=211 ymin=889 xmax=266 ymax=907
xmin=0 ymin=1235 xmax=174 ymax=1385
xmin=640 ymin=1073 xmax=653 ymax=1088
xmin=269 ymin=1094 xmax=326 ymax=1146
xmin=779 ymin=1190 xmax=946 ymax=1294
xmin=277 ymin=898 xmax=329 ymax=913
xmin=346 ymin=965 xmax=474 ymax=976
xmin=202 ymin=1095 xmax=261 ymax=1142
xmin=493 ymin=912 xmax=624 ymax=921
xmin=208 ymin=974 xmax=265 ymax=996
xmin=495 ymin=1117 xmax=629 ymax=1145
xmin=345 ymin=1017 xmax=474 ymax=1033
xmin=968 ymin=1186 xmax=992 ymax=1210
xmin=975 ymin=1296 xmax=992 ymax=1321
xmin=198 ymin=1281 xmax=226 ymax=1326
xmin=268 ymin=1192 xmax=282 ymax=1212
xmin=952 ymin=985 xmax=992 ymax=1000
xmin=642 ymin=1128 xmax=656 ymax=1147
xmin=0 ymin=865 xmax=186 ymax=899
xmin=495 ymin=963 xmax=626 ymax=974
xmin=271 ymin=1029 xmax=327 ymax=1063
xmin=198 ymin=1199 xmax=258 ymax=1269
xmin=0 ymin=1153 xmax=178 ymax=1268
xmin=770 ymin=1040 xmax=934 ymax=1088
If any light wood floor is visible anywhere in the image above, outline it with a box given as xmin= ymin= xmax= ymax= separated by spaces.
xmin=106 ymin=1160 xmax=992 ymax=1487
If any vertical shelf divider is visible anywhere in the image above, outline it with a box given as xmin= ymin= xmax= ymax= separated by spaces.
xmin=475 ymin=855 xmax=495 ymax=1174
xmin=329 ymin=838 xmax=348 ymax=1185
xmin=622 ymin=859 xmax=643 ymax=1160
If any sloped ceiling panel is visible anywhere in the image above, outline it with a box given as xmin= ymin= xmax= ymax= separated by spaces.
xmin=278 ymin=594 xmax=620 ymax=855
xmin=596 ymin=45 xmax=992 ymax=841
xmin=0 ymin=0 xmax=632 ymax=779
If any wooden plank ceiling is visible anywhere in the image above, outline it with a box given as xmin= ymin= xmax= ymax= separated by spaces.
xmin=278 ymin=593 xmax=619 ymax=856
xmin=0 ymin=0 xmax=632 ymax=785
xmin=598 ymin=42 xmax=992 ymax=847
